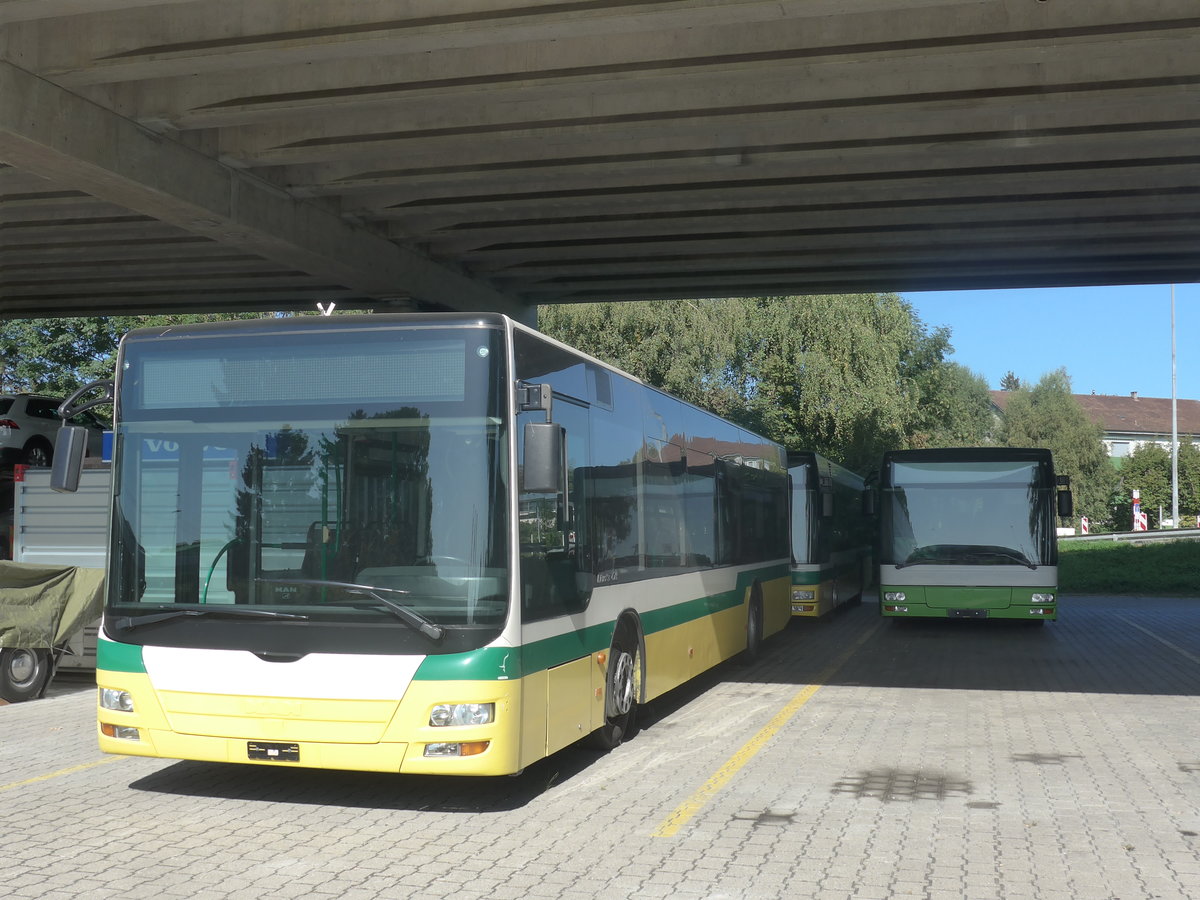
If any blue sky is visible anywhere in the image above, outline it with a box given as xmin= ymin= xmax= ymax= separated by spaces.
xmin=902 ymin=283 xmax=1200 ymax=402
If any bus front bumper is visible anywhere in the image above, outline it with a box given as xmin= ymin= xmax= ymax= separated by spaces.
xmin=880 ymin=586 xmax=1058 ymax=621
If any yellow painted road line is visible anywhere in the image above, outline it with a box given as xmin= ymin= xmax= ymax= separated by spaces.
xmin=0 ymin=755 xmax=124 ymax=794
xmin=653 ymin=620 xmax=882 ymax=837
xmin=1116 ymin=614 xmax=1200 ymax=665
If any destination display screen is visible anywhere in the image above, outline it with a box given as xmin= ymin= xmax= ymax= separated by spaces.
xmin=134 ymin=337 xmax=467 ymax=409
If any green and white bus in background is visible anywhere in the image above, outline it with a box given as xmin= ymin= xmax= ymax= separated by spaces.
xmin=53 ymin=313 xmax=791 ymax=776
xmin=876 ymin=447 xmax=1072 ymax=622
xmin=787 ymin=451 xmax=872 ymax=618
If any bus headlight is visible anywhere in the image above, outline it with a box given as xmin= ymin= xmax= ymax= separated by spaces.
xmin=429 ymin=703 xmax=495 ymax=727
xmin=884 ymin=592 xmax=906 ymax=603
xmin=1031 ymin=593 xmax=1055 ymax=604
xmin=99 ymin=688 xmax=134 ymax=712
xmin=791 ymin=589 xmax=815 ymax=601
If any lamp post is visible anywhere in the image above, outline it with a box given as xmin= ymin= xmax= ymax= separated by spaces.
xmin=1172 ymin=284 xmax=1179 ymax=529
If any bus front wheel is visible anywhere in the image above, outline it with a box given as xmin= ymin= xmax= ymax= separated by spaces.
xmin=0 ymin=648 xmax=52 ymax=702
xmin=588 ymin=618 xmax=642 ymax=751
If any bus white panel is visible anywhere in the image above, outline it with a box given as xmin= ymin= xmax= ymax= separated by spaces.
xmin=142 ymin=645 xmax=424 ymax=700
xmin=881 ymin=564 xmax=1057 ymax=588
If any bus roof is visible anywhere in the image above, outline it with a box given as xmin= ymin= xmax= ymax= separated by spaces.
xmin=881 ymin=447 xmax=1053 ymax=465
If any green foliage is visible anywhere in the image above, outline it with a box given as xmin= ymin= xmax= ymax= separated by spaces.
xmin=1114 ymin=440 xmax=1200 ymax=529
xmin=996 ymin=368 xmax=1119 ymax=529
xmin=906 ymin=361 xmax=994 ymax=450
xmin=1058 ymin=538 xmax=1200 ymax=595
xmin=5 ymin=300 xmax=996 ymax=484
xmin=999 ymin=370 xmax=1022 ymax=391
xmin=0 ymin=312 xmax=347 ymax=396
xmin=737 ymin=294 xmax=925 ymax=472
xmin=1117 ymin=443 xmax=1171 ymax=528
xmin=540 ymin=295 xmax=991 ymax=474
xmin=536 ymin=300 xmax=746 ymax=418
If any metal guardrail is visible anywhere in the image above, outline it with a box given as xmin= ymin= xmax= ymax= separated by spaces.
xmin=1061 ymin=528 xmax=1200 ymax=544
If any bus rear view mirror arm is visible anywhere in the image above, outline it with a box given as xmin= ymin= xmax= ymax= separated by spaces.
xmin=52 ymin=379 xmax=115 ymax=494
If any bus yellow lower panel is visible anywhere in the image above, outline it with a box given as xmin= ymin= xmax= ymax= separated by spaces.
xmin=98 ymin=669 xmax=529 ymax=776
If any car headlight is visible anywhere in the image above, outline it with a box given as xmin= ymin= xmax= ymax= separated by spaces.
xmin=99 ymin=688 xmax=134 ymax=712
xmin=429 ymin=703 xmax=494 ymax=727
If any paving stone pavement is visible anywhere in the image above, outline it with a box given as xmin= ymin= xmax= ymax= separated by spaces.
xmin=2 ymin=594 xmax=1199 ymax=899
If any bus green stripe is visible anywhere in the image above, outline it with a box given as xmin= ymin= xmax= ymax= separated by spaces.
xmin=414 ymin=563 xmax=786 ymax=681
xmin=413 ymin=646 xmax=523 ymax=681
xmin=97 ymin=638 xmax=146 ymax=673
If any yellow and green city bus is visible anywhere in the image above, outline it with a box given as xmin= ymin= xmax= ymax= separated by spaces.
xmin=53 ymin=313 xmax=790 ymax=775
xmin=787 ymin=451 xmax=872 ymax=617
xmin=876 ymin=447 xmax=1072 ymax=622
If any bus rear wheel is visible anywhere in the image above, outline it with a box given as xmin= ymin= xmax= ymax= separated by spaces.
xmin=588 ymin=619 xmax=641 ymax=751
xmin=737 ymin=586 xmax=764 ymax=664
xmin=0 ymin=648 xmax=52 ymax=702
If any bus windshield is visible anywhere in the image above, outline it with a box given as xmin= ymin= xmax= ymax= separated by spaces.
xmin=107 ymin=323 xmax=509 ymax=654
xmin=788 ymin=462 xmax=812 ymax=565
xmin=882 ymin=460 xmax=1051 ymax=569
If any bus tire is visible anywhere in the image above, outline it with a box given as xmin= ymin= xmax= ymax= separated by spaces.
xmin=21 ymin=439 xmax=53 ymax=469
xmin=588 ymin=616 xmax=642 ymax=751
xmin=0 ymin=648 xmax=52 ymax=702
xmin=737 ymin=585 xmax=764 ymax=665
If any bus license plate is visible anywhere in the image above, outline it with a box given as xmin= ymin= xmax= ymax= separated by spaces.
xmin=948 ymin=609 xmax=988 ymax=619
xmin=248 ymin=741 xmax=300 ymax=762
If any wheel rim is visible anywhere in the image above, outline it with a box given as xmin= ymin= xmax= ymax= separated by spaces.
xmin=610 ymin=648 xmax=636 ymax=717
xmin=6 ymin=650 xmax=39 ymax=688
xmin=25 ymin=445 xmax=49 ymax=467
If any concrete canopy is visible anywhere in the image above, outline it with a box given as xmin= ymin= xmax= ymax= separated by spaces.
xmin=0 ymin=0 xmax=1198 ymax=319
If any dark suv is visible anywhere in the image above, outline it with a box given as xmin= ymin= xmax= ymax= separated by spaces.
xmin=0 ymin=393 xmax=107 ymax=469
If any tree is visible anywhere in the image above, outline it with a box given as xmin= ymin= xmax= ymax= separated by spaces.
xmin=0 ymin=311 xmax=347 ymax=396
xmin=1115 ymin=439 xmax=1200 ymax=529
xmin=540 ymin=294 xmax=980 ymax=475
xmin=1178 ymin=440 xmax=1200 ymax=525
xmin=1118 ymin=443 xmax=1172 ymax=528
xmin=738 ymin=294 xmax=951 ymax=473
xmin=999 ymin=370 xmax=1022 ymax=391
xmin=996 ymin=368 xmax=1119 ymax=528
xmin=906 ymin=361 xmax=994 ymax=450
xmin=536 ymin=300 xmax=746 ymax=418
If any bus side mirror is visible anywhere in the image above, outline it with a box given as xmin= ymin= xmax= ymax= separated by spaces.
xmin=523 ymin=422 xmax=564 ymax=494
xmin=1057 ymin=491 xmax=1074 ymax=518
xmin=862 ymin=491 xmax=877 ymax=517
xmin=50 ymin=425 xmax=90 ymax=493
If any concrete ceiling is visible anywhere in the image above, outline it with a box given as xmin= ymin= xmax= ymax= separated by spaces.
xmin=0 ymin=0 xmax=1198 ymax=320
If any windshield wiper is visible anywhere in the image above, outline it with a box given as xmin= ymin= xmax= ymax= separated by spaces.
xmin=259 ymin=578 xmax=444 ymax=642
xmin=966 ymin=548 xmax=1038 ymax=569
xmin=895 ymin=550 xmax=935 ymax=570
xmin=896 ymin=545 xmax=1037 ymax=570
xmin=115 ymin=607 xmax=310 ymax=630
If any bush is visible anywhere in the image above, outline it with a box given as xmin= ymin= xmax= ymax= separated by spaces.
xmin=1058 ymin=539 xmax=1200 ymax=595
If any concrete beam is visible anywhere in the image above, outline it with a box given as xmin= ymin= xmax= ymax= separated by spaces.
xmin=23 ymin=0 xmax=1200 ymax=89
xmin=0 ymin=59 xmax=526 ymax=315
xmin=0 ymin=0 xmax=195 ymax=27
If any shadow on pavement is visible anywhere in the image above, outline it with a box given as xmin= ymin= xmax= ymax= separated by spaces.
xmin=728 ymin=593 xmax=1200 ymax=697
xmin=127 ymin=741 xmax=613 ymax=812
